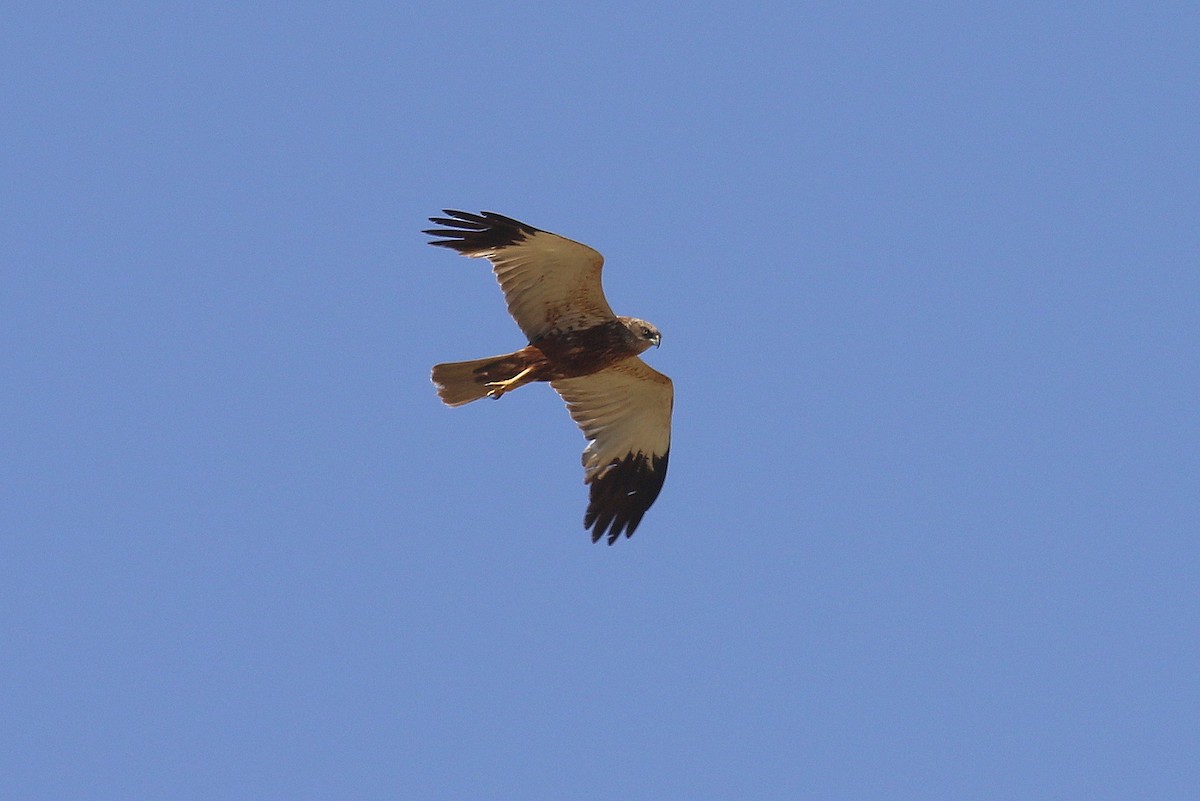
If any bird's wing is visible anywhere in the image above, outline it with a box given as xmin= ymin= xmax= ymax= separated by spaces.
xmin=551 ymin=358 xmax=673 ymax=544
xmin=425 ymin=210 xmax=616 ymax=341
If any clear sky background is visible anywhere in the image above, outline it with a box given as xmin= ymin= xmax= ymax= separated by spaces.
xmin=3 ymin=3 xmax=1197 ymax=799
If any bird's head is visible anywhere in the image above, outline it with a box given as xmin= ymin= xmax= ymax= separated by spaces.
xmin=621 ymin=317 xmax=662 ymax=353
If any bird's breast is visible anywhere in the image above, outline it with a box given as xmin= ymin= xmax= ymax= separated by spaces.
xmin=536 ymin=322 xmax=638 ymax=379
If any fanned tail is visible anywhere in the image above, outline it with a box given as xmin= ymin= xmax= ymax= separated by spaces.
xmin=431 ymin=349 xmax=544 ymax=406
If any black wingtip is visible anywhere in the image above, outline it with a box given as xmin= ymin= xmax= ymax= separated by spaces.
xmin=583 ymin=451 xmax=669 ymax=544
xmin=423 ymin=209 xmax=539 ymax=254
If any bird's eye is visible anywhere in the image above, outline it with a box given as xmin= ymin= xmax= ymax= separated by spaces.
xmin=642 ymin=327 xmax=652 ymax=338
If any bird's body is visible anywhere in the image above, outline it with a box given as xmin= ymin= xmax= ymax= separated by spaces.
xmin=425 ymin=210 xmax=673 ymax=543
xmin=431 ymin=316 xmax=658 ymax=404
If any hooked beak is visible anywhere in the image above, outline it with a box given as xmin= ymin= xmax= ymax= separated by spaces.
xmin=652 ymin=333 xmax=662 ymax=348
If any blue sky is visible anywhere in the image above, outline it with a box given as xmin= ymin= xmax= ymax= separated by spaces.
xmin=3 ymin=2 xmax=1197 ymax=799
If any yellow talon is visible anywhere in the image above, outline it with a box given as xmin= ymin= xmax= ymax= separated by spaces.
xmin=484 ymin=366 xmax=534 ymax=399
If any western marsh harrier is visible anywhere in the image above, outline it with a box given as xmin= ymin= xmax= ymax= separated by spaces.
xmin=426 ymin=210 xmax=672 ymax=544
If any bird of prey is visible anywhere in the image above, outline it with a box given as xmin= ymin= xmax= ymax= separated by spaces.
xmin=426 ymin=210 xmax=673 ymax=544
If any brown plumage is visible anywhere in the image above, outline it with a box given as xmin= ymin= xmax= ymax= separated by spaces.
xmin=426 ymin=210 xmax=673 ymax=543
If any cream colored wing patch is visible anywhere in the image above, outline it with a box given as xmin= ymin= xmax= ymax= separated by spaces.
xmin=425 ymin=210 xmax=616 ymax=340
xmin=552 ymin=357 xmax=673 ymax=543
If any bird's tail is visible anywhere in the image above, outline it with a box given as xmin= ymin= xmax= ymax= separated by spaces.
xmin=431 ymin=350 xmax=541 ymax=406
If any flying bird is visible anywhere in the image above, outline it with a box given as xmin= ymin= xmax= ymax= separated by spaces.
xmin=426 ymin=210 xmax=673 ymax=544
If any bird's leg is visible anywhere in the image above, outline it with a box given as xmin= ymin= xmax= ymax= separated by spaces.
xmin=484 ymin=366 xmax=534 ymax=399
